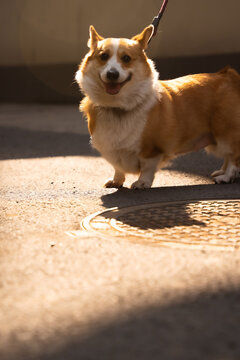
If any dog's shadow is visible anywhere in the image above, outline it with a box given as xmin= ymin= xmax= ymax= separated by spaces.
xmin=103 ymin=200 xmax=205 ymax=231
xmin=100 ymin=186 xmax=216 ymax=232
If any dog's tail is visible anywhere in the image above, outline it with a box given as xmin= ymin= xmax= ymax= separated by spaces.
xmin=218 ymin=66 xmax=240 ymax=88
xmin=219 ymin=65 xmax=240 ymax=77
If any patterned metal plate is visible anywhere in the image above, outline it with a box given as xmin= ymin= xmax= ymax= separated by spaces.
xmin=81 ymin=200 xmax=240 ymax=250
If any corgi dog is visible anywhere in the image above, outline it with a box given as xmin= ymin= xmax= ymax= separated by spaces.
xmin=75 ymin=25 xmax=240 ymax=189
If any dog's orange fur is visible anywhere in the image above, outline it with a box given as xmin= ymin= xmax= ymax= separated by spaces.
xmin=141 ymin=68 xmax=240 ymax=160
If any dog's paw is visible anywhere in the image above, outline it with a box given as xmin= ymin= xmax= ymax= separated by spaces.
xmin=214 ymin=174 xmax=231 ymax=184
xmin=211 ymin=169 xmax=225 ymax=178
xmin=131 ymin=179 xmax=151 ymax=189
xmin=104 ymin=179 xmax=123 ymax=188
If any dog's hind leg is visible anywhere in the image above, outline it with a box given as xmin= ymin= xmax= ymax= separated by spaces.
xmin=214 ymin=156 xmax=240 ymax=184
xmin=211 ymin=156 xmax=229 ymax=178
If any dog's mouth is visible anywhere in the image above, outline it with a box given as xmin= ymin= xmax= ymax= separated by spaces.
xmin=103 ymin=74 xmax=132 ymax=95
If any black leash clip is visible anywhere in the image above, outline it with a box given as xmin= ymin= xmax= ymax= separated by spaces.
xmin=149 ymin=0 xmax=169 ymax=43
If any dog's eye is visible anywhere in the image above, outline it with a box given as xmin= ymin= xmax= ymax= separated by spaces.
xmin=100 ymin=53 xmax=109 ymax=61
xmin=122 ymin=55 xmax=131 ymax=63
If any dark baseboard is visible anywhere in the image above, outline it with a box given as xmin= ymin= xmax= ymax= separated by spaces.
xmin=154 ymin=52 xmax=240 ymax=80
xmin=0 ymin=63 xmax=80 ymax=104
xmin=0 ymin=53 xmax=239 ymax=103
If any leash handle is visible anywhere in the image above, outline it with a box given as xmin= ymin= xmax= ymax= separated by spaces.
xmin=149 ymin=0 xmax=169 ymax=43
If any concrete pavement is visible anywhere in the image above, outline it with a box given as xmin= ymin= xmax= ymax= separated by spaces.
xmin=0 ymin=103 xmax=240 ymax=360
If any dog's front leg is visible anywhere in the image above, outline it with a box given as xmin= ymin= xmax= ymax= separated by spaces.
xmin=104 ymin=168 xmax=125 ymax=188
xmin=131 ymin=156 xmax=161 ymax=189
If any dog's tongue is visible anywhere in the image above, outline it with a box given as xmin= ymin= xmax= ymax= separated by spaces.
xmin=105 ymin=82 xmax=122 ymax=95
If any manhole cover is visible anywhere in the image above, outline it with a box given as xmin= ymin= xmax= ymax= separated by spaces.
xmin=81 ymin=200 xmax=240 ymax=250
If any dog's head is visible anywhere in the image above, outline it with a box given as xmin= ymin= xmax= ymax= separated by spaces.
xmin=75 ymin=25 xmax=159 ymax=110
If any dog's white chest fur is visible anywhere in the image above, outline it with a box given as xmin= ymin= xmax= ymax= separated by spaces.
xmin=91 ymin=102 xmax=155 ymax=174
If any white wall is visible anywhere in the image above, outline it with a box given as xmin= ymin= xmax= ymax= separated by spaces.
xmin=1 ymin=0 xmax=240 ymax=66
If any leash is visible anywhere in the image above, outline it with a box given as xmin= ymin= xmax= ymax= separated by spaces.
xmin=148 ymin=0 xmax=169 ymax=44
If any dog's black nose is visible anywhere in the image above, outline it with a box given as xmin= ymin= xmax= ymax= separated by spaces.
xmin=106 ymin=69 xmax=119 ymax=81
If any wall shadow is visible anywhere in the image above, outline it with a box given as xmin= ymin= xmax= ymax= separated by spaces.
xmin=44 ymin=288 xmax=240 ymax=360
xmin=0 ymin=126 xmax=98 ymax=160
xmin=2 ymin=287 xmax=240 ymax=360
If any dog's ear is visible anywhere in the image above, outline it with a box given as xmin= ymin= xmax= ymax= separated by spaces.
xmin=132 ymin=25 xmax=154 ymax=50
xmin=88 ymin=26 xmax=104 ymax=49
